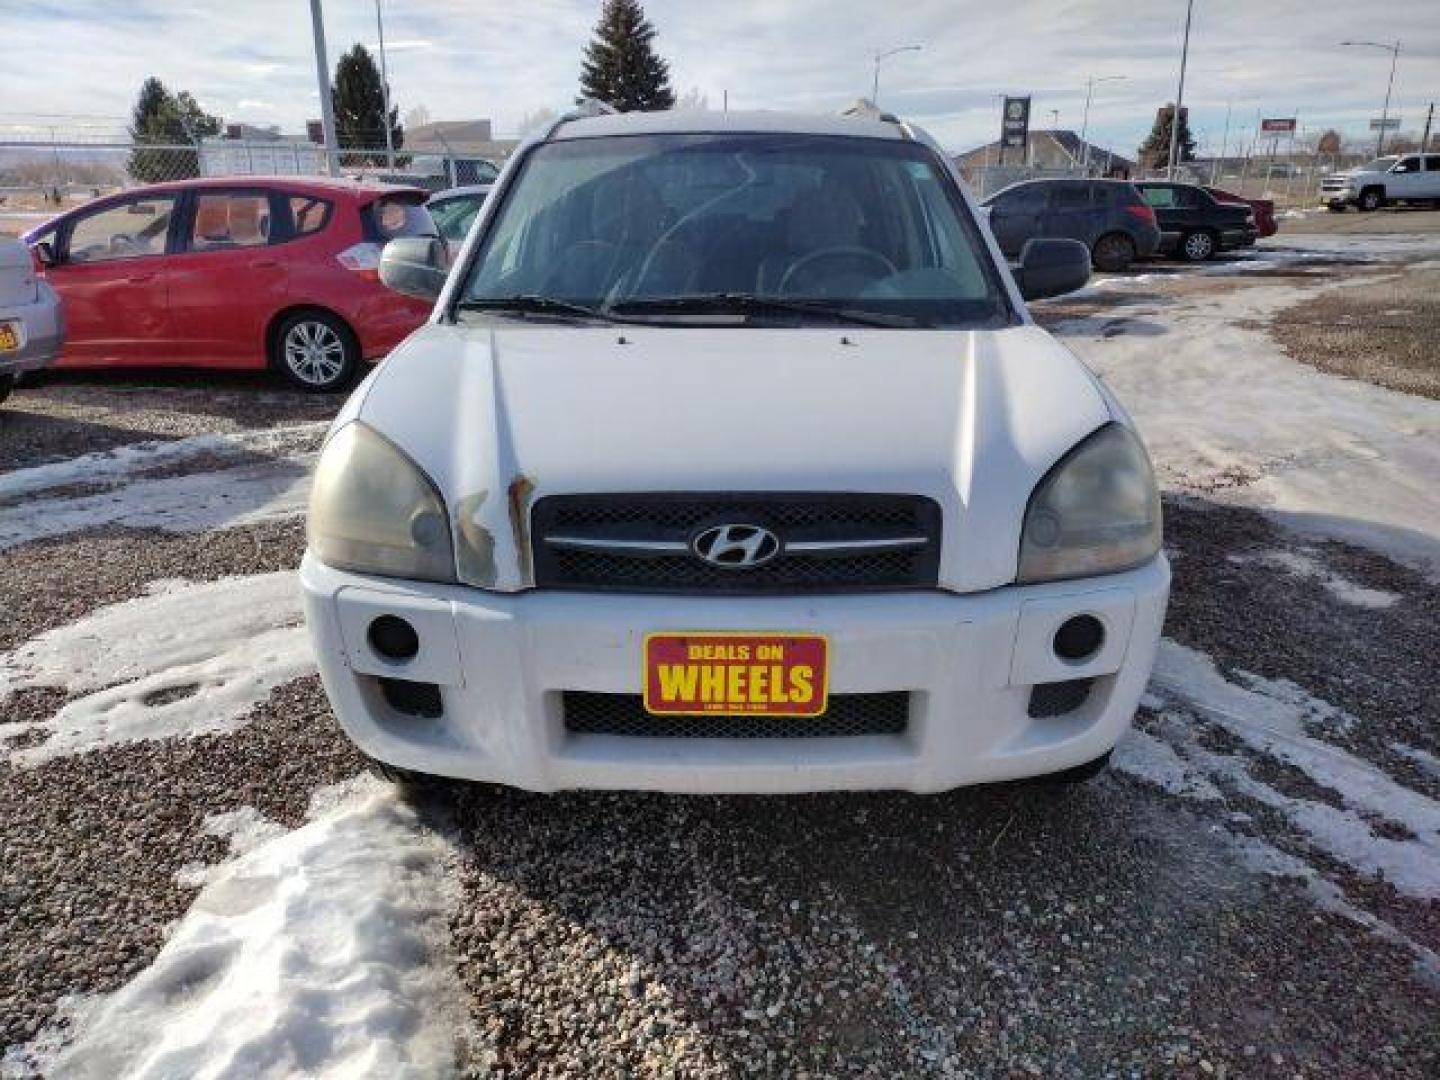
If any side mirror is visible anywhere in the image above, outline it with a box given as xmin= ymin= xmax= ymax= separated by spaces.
xmin=1015 ymin=238 xmax=1091 ymax=301
xmin=32 ymin=241 xmax=56 ymax=268
xmin=379 ymin=236 xmax=449 ymax=301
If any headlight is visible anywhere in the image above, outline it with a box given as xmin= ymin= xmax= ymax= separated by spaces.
xmin=308 ymin=422 xmax=456 ymax=582
xmin=1018 ymin=423 xmax=1161 ymax=584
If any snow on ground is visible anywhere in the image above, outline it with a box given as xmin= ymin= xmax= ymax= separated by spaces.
xmin=1227 ymin=549 xmax=1401 ymax=608
xmin=0 ymin=425 xmax=323 ymax=550
xmin=6 ymin=779 xmax=466 ymax=1080
xmin=1055 ymin=239 xmax=1440 ymax=577
xmin=0 ymin=572 xmax=312 ymax=765
xmin=1117 ymin=638 xmax=1440 ymax=899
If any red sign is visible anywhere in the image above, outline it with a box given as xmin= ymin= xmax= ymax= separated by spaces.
xmin=643 ymin=633 xmax=829 ymax=717
xmin=1260 ymin=118 xmax=1297 ymax=134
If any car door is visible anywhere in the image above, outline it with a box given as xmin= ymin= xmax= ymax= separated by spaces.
xmin=1388 ymin=156 xmax=1425 ymax=199
xmin=1043 ymin=181 xmax=1096 ymax=245
xmin=984 ymin=184 xmax=1047 ymax=257
xmin=1425 ymin=155 xmax=1440 ymax=198
xmin=1138 ymin=185 xmax=1183 ymax=246
xmin=164 ymin=187 xmax=290 ymax=367
xmin=44 ymin=192 xmax=179 ymax=367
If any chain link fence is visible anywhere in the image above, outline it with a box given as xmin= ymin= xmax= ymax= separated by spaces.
xmin=0 ymin=135 xmax=506 ymax=235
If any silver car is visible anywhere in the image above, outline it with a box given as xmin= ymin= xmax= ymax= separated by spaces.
xmin=0 ymin=236 xmax=64 ymax=404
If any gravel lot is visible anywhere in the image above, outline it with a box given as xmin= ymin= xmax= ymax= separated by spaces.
xmin=2 ymin=236 xmax=1438 ymax=1077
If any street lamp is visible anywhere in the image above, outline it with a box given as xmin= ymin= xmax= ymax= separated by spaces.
xmin=1341 ymin=40 xmax=1402 ymax=156
xmin=1080 ymin=75 xmax=1126 ymax=172
xmin=376 ymin=0 xmax=395 ymax=169
xmin=872 ymin=45 xmax=922 ymax=107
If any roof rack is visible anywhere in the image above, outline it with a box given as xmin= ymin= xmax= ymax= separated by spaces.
xmin=539 ymin=99 xmax=618 ymax=141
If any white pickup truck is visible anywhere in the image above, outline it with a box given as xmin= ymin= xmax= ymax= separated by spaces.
xmin=300 ymin=108 xmax=1169 ymax=795
xmin=1319 ymin=152 xmax=1440 ymax=211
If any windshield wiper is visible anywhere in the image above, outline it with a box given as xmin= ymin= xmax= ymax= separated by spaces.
xmin=458 ymin=295 xmax=619 ymax=323
xmin=607 ymin=293 xmax=925 ymax=329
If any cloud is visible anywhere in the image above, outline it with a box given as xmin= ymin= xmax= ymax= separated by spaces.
xmin=1 ymin=0 xmax=1437 ymax=154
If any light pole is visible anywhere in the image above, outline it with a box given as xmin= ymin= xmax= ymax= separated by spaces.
xmin=872 ymin=45 xmax=922 ymax=108
xmin=308 ymin=0 xmax=340 ymax=176
xmin=375 ymin=0 xmax=394 ymax=169
xmin=1341 ymin=40 xmax=1402 ymax=157
xmin=1167 ymin=0 xmax=1196 ymax=179
xmin=1080 ymin=75 xmax=1126 ymax=172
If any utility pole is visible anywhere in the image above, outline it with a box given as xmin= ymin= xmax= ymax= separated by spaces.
xmin=1211 ymin=102 xmax=1231 ymax=183
xmin=308 ymin=0 xmax=340 ymax=176
xmin=1422 ymin=102 xmax=1434 ymax=152
xmin=1342 ymin=40 xmax=1402 ymax=156
xmin=1167 ymin=0 xmax=1195 ymax=179
xmin=375 ymin=0 xmax=395 ymax=169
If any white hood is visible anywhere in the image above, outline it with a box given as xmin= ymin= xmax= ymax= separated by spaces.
xmin=354 ymin=323 xmax=1112 ymax=592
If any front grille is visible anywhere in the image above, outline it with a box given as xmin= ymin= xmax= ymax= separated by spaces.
xmin=531 ymin=493 xmax=942 ymax=594
xmin=1027 ymin=679 xmax=1093 ymax=719
xmin=562 ymin=691 xmax=910 ymax=738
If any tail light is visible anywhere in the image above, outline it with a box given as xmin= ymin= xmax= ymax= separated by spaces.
xmin=1124 ymin=203 xmax=1157 ymax=226
xmin=336 ymin=242 xmax=383 ymax=283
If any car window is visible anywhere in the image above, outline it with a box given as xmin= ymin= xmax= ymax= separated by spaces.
xmin=429 ymin=195 xmax=485 ymax=242
xmin=1139 ymin=186 xmax=1175 ymax=209
xmin=464 ymin=132 xmax=1010 ymax=328
xmin=289 ymin=195 xmax=332 ymax=236
xmin=1395 ymin=156 xmax=1422 ymax=173
xmin=189 ymin=192 xmax=271 ymax=250
xmin=1426 ymin=156 xmax=1440 ymax=172
xmin=66 ymin=196 xmax=176 ymax=263
xmin=1052 ymin=184 xmax=1091 ymax=211
xmin=992 ymin=185 xmax=1047 ymax=213
xmin=363 ymin=195 xmax=436 ymax=241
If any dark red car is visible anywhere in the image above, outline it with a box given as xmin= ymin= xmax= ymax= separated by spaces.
xmin=23 ymin=177 xmax=435 ymax=391
xmin=1204 ymin=187 xmax=1277 ymax=239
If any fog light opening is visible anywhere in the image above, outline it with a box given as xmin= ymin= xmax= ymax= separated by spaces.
xmin=368 ymin=615 xmax=420 ymax=662
xmin=1054 ymin=614 xmax=1105 ymax=663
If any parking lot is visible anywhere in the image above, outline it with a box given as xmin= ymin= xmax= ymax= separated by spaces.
xmin=1 ymin=217 xmax=1436 ymax=1076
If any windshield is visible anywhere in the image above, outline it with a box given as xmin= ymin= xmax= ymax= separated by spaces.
xmin=1362 ymin=156 xmax=1399 ymax=172
xmin=461 ymin=132 xmax=1009 ymax=328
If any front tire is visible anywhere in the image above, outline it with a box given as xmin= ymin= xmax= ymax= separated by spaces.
xmin=1092 ymin=232 xmax=1136 ymax=273
xmin=1036 ymin=751 xmax=1112 ymax=785
xmin=1357 ymin=187 xmax=1384 ymax=212
xmin=271 ymin=310 xmax=359 ymax=392
xmin=1179 ymin=230 xmax=1217 ymax=262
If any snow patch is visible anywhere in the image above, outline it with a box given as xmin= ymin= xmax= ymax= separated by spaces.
xmin=10 ymin=779 xmax=465 ymax=1080
xmin=1229 ymin=549 xmax=1401 ymax=609
xmin=1150 ymin=639 xmax=1440 ymax=898
xmin=0 ymin=573 xmax=312 ymax=764
xmin=1112 ymin=727 xmax=1223 ymax=801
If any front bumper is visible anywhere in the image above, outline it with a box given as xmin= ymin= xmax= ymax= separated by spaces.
xmin=1320 ymin=188 xmax=1355 ymax=206
xmin=0 ymin=283 xmax=64 ymax=377
xmin=300 ymin=553 xmax=1170 ymax=794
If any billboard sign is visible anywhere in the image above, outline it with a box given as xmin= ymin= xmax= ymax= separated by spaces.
xmin=1260 ymin=118 xmax=1297 ymax=134
xmin=1368 ymin=117 xmax=1401 ymax=130
xmin=1000 ymin=96 xmax=1031 ymax=151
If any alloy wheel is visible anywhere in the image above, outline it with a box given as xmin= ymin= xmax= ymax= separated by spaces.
xmin=1184 ymin=233 xmax=1214 ymax=261
xmin=283 ymin=320 xmax=347 ymax=387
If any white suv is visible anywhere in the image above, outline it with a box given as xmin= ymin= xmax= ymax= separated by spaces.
xmin=300 ymin=109 xmax=1170 ymax=794
xmin=1320 ymin=153 xmax=1440 ymax=211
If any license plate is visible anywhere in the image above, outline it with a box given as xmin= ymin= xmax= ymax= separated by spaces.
xmin=0 ymin=321 xmax=19 ymax=353
xmin=643 ymin=632 xmax=829 ymax=717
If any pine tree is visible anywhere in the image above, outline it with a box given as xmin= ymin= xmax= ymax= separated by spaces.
xmin=332 ymin=44 xmax=405 ymax=166
xmin=1138 ymin=104 xmax=1196 ymax=168
xmin=127 ymin=77 xmax=220 ymax=183
xmin=578 ymin=0 xmax=676 ymax=112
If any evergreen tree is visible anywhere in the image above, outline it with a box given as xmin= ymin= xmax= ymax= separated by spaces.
xmin=578 ymin=0 xmax=676 ymax=112
xmin=1138 ymin=104 xmax=1196 ymax=168
xmin=332 ymin=44 xmax=405 ymax=165
xmin=127 ymin=77 xmax=221 ymax=183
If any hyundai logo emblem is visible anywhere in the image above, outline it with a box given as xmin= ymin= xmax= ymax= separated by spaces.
xmin=690 ymin=523 xmax=782 ymax=569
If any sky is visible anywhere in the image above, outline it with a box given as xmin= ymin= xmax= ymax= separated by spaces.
xmin=2 ymin=0 xmax=1438 ymax=156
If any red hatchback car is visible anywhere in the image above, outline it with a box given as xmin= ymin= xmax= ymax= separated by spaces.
xmin=22 ymin=177 xmax=435 ymax=391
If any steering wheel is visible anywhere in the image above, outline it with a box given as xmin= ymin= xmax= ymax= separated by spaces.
xmin=777 ymin=246 xmax=897 ymax=296
xmin=542 ymin=239 xmax=618 ymax=295
xmin=108 ymin=233 xmax=141 ymax=256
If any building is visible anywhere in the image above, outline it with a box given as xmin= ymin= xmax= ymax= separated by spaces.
xmin=405 ymin=120 xmax=519 ymax=165
xmin=953 ymin=129 xmax=1135 ymax=178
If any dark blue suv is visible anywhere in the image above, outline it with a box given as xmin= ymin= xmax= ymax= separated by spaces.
xmin=982 ymin=179 xmax=1162 ymax=272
